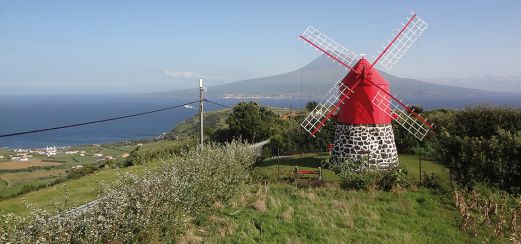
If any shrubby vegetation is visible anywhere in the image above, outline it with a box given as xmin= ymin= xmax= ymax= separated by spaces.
xmin=0 ymin=142 xmax=256 ymax=243
xmin=65 ymin=165 xmax=99 ymax=179
xmin=394 ymin=106 xmax=521 ymax=194
xmin=122 ymin=139 xmax=197 ymax=167
xmin=212 ymin=101 xmax=521 ymax=194
xmin=325 ymin=158 xmax=411 ymax=191
xmin=211 ymin=102 xmax=286 ymax=143
xmin=421 ymin=172 xmax=444 ymax=191
xmin=208 ymin=101 xmax=335 ymax=156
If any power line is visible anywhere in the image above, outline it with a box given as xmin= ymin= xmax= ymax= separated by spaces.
xmin=0 ymin=100 xmax=200 ymax=138
xmin=204 ymin=99 xmax=233 ymax=108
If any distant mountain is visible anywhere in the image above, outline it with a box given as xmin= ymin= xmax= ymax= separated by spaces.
xmin=426 ymin=75 xmax=521 ymax=94
xmin=161 ymin=56 xmax=498 ymax=100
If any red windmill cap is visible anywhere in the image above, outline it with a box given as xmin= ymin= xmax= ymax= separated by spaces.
xmin=336 ymin=58 xmax=392 ymax=124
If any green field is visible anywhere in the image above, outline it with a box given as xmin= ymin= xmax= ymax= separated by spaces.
xmin=1 ymin=152 xmax=446 ymax=215
xmin=0 ymin=162 xmax=152 ymax=215
xmin=0 ymin=137 xmax=198 ymax=203
xmin=0 ymin=141 xmax=142 ymax=200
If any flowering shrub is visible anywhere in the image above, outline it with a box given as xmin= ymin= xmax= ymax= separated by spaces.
xmin=0 ymin=141 xmax=256 ymax=243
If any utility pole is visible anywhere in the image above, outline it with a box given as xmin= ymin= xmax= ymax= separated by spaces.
xmin=199 ymin=78 xmax=205 ymax=148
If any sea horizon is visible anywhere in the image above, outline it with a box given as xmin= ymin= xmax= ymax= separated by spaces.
xmin=1 ymin=93 xmax=521 ymax=149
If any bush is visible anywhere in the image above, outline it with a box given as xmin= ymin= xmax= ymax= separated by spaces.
xmin=340 ymin=171 xmax=381 ymax=190
xmin=326 ymin=158 xmax=411 ymax=191
xmin=432 ymin=107 xmax=521 ymax=194
xmin=66 ymin=166 xmax=95 ymax=179
xmin=391 ymin=106 xmax=521 ymax=194
xmin=379 ymin=167 xmax=410 ymax=191
xmin=421 ymin=172 xmax=444 ymax=190
xmin=123 ymin=139 xmax=196 ymax=167
xmin=216 ymin=102 xmax=285 ymax=143
xmin=0 ymin=141 xmax=257 ymax=243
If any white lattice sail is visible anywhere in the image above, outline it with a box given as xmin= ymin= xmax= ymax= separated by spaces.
xmin=300 ymin=26 xmax=359 ymax=70
xmin=373 ymin=14 xmax=428 ymax=71
xmin=301 ymin=81 xmax=357 ymax=136
xmin=371 ymin=90 xmax=431 ymax=140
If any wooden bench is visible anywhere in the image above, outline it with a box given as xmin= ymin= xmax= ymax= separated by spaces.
xmin=294 ymin=166 xmax=323 ymax=181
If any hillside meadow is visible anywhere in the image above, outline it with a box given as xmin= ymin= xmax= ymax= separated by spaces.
xmin=1 ymin=149 xmax=503 ymax=242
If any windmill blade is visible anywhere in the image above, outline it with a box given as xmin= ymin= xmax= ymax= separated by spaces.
xmin=371 ymin=13 xmax=428 ymax=70
xmin=300 ymin=26 xmax=360 ymax=73
xmin=371 ymin=89 xmax=432 ymax=141
xmin=301 ymin=80 xmax=361 ymax=136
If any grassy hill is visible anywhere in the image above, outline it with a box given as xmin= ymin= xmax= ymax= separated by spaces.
xmin=168 ymin=106 xmax=294 ymax=139
xmin=167 ymin=108 xmax=231 ymax=139
xmin=0 ymin=151 xmax=492 ymax=242
xmin=193 ymin=185 xmax=466 ymax=243
xmin=0 ymin=143 xmax=141 ymax=200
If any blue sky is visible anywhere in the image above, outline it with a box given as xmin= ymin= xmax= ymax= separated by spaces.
xmin=1 ymin=1 xmax=520 ymax=94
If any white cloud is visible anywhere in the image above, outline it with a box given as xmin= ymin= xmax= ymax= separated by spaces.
xmin=163 ymin=69 xmax=205 ymax=80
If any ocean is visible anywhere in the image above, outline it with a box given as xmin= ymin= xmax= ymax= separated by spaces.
xmin=0 ymin=95 xmax=305 ymax=149
xmin=1 ymin=94 xmax=521 ymax=149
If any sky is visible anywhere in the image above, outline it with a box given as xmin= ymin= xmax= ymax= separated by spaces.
xmin=1 ymin=1 xmax=520 ymax=94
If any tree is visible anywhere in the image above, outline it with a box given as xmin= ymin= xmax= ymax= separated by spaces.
xmin=431 ymin=107 xmax=521 ymax=193
xmin=223 ymin=102 xmax=283 ymax=143
xmin=409 ymin=105 xmax=424 ymax=114
xmin=305 ymin=101 xmax=318 ymax=112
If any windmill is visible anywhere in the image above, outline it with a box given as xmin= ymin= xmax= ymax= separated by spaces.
xmin=300 ymin=13 xmax=432 ymax=170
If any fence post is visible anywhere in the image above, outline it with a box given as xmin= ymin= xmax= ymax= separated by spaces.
xmin=318 ymin=167 xmax=323 ymax=181
xmin=419 ymin=150 xmax=422 ymax=183
xmin=294 ymin=166 xmax=298 ymax=180
xmin=449 ymin=167 xmax=453 ymax=188
xmin=277 ymin=148 xmax=280 ymax=180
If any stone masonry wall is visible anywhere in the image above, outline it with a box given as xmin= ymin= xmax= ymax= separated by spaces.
xmin=331 ymin=123 xmax=399 ymax=170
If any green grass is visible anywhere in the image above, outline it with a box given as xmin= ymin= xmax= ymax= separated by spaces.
xmin=256 ymin=153 xmax=449 ymax=183
xmin=254 ymin=153 xmax=339 ymax=181
xmin=0 ymin=140 xmax=168 ymax=199
xmin=193 ymin=183 xmax=481 ymax=243
xmin=188 ymin=154 xmax=495 ymax=242
xmin=0 ymin=152 xmax=450 ymax=217
xmin=0 ymin=162 xmax=153 ymax=216
xmin=400 ymin=154 xmax=451 ymax=184
xmin=138 ymin=140 xmax=186 ymax=152
xmin=0 ymin=150 xmax=500 ymax=242
xmin=0 ymin=139 xmax=189 ymax=216
xmin=0 ymin=178 xmax=59 ymax=199
xmin=0 ymin=178 xmax=7 ymax=188
xmin=0 ymin=169 xmax=67 ymax=199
